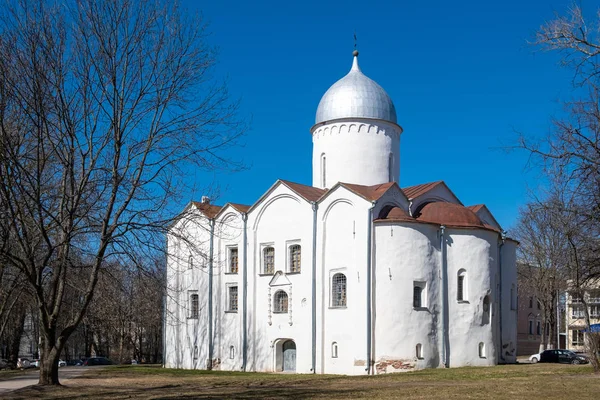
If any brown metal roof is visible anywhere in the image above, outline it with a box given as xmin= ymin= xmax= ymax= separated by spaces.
xmin=402 ymin=181 xmax=444 ymax=199
xmin=191 ymin=202 xmax=222 ymax=219
xmin=467 ymin=204 xmax=485 ymax=213
xmin=416 ymin=202 xmax=484 ymax=228
xmin=280 ymin=180 xmax=327 ymax=202
xmin=229 ymin=203 xmax=251 ymax=213
xmin=339 ymin=182 xmax=395 ymax=202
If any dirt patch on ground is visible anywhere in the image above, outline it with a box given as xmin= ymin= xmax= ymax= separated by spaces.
xmin=9 ymin=363 xmax=600 ymax=399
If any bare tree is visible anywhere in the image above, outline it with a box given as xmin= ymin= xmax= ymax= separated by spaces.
xmin=0 ymin=0 xmax=243 ymax=385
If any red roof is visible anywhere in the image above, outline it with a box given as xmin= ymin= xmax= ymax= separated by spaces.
xmin=416 ymin=202 xmax=484 ymax=229
xmin=229 ymin=203 xmax=250 ymax=213
xmin=339 ymin=182 xmax=396 ymax=201
xmin=191 ymin=202 xmax=222 ymax=219
xmin=402 ymin=181 xmax=444 ymax=199
xmin=467 ymin=204 xmax=485 ymax=213
xmin=280 ymin=180 xmax=327 ymax=202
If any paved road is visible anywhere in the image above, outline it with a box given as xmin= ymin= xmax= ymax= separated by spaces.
xmin=0 ymin=366 xmax=102 ymax=395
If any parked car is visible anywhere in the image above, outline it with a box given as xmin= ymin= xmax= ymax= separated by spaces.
xmin=83 ymin=357 xmax=114 ymax=366
xmin=539 ymin=349 xmax=588 ymax=364
xmin=529 ymin=353 xmax=541 ymax=363
xmin=16 ymin=358 xmax=35 ymax=369
xmin=58 ymin=359 xmax=66 ymax=367
xmin=31 ymin=359 xmax=40 ymax=368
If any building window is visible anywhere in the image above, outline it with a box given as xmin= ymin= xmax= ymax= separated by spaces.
xmin=229 ymin=248 xmax=239 ymax=274
xmin=273 ymin=290 xmax=289 ymax=313
xmin=193 ymin=345 xmax=198 ymax=360
xmin=572 ymin=329 xmax=585 ymax=346
xmin=536 ymin=320 xmax=541 ymax=335
xmin=388 ymin=153 xmax=394 ymax=182
xmin=589 ymin=291 xmax=600 ymax=303
xmin=571 ymin=292 xmax=583 ymax=303
xmin=482 ymin=296 xmax=490 ymax=325
xmin=457 ymin=269 xmax=467 ymax=302
xmin=263 ymin=246 xmax=275 ymax=274
xmin=190 ymin=293 xmax=199 ymax=319
xmin=478 ymin=342 xmax=486 ymax=358
xmin=228 ymin=286 xmax=238 ymax=312
xmin=571 ymin=305 xmax=585 ymax=319
xmin=332 ymin=342 xmax=338 ymax=358
xmin=528 ymin=319 xmax=534 ymax=335
xmin=229 ymin=346 xmax=235 ymax=359
xmin=416 ymin=343 xmax=423 ymax=359
xmin=529 ymin=297 xmax=533 ymax=308
xmin=188 ymin=255 xmax=194 ymax=270
xmin=413 ymin=281 xmax=426 ymax=308
xmin=331 ymin=273 xmax=347 ymax=308
xmin=591 ymin=305 xmax=600 ymax=318
xmin=289 ymin=244 xmax=301 ymax=273
xmin=321 ymin=153 xmax=327 ymax=188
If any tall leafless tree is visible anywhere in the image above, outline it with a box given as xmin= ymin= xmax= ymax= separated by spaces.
xmin=517 ymin=2 xmax=600 ymax=372
xmin=0 ymin=0 xmax=244 ymax=385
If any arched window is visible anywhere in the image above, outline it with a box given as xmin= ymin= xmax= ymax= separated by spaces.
xmin=478 ymin=342 xmax=486 ymax=358
xmin=332 ymin=342 xmax=338 ymax=358
xmin=289 ymin=244 xmax=301 ymax=273
xmin=188 ymin=254 xmax=193 ymax=270
xmin=388 ymin=153 xmax=394 ymax=182
xmin=190 ymin=293 xmax=199 ymax=319
xmin=263 ymin=247 xmax=275 ymax=274
xmin=273 ymin=290 xmax=288 ymax=313
xmin=416 ymin=343 xmax=423 ymax=359
xmin=321 ymin=153 xmax=327 ymax=188
xmin=229 ymin=345 xmax=235 ymax=359
xmin=457 ymin=269 xmax=467 ymax=302
xmin=193 ymin=345 xmax=198 ymax=360
xmin=331 ymin=273 xmax=347 ymax=307
xmin=482 ymin=295 xmax=490 ymax=325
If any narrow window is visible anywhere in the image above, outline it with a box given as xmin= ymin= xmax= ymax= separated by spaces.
xmin=273 ymin=290 xmax=289 ymax=313
xmin=229 ymin=346 xmax=235 ymax=359
xmin=413 ymin=285 xmax=422 ymax=308
xmin=263 ymin=247 xmax=275 ymax=274
xmin=457 ymin=270 xmax=466 ymax=302
xmin=416 ymin=343 xmax=423 ymax=359
xmin=528 ymin=319 xmax=533 ymax=335
xmin=228 ymin=286 xmax=238 ymax=312
xmin=482 ymin=295 xmax=490 ymax=325
xmin=229 ymin=248 xmax=239 ymax=274
xmin=331 ymin=273 xmax=347 ymax=307
xmin=188 ymin=255 xmax=193 ymax=270
xmin=388 ymin=153 xmax=394 ymax=182
xmin=332 ymin=342 xmax=338 ymax=358
xmin=289 ymin=244 xmax=301 ymax=273
xmin=321 ymin=153 xmax=327 ymax=188
xmin=572 ymin=330 xmax=584 ymax=346
xmin=193 ymin=345 xmax=198 ymax=360
xmin=190 ymin=293 xmax=199 ymax=319
xmin=478 ymin=342 xmax=486 ymax=358
xmin=536 ymin=321 xmax=541 ymax=335
xmin=529 ymin=297 xmax=533 ymax=308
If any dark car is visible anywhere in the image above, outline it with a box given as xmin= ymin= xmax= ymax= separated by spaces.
xmin=539 ymin=349 xmax=588 ymax=364
xmin=83 ymin=357 xmax=114 ymax=366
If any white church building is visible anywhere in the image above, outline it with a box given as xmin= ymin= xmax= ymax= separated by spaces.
xmin=164 ymin=50 xmax=518 ymax=375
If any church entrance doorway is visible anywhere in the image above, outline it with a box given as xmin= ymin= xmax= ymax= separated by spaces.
xmin=282 ymin=340 xmax=296 ymax=372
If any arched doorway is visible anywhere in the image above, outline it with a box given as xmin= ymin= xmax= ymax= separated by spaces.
xmin=282 ymin=340 xmax=296 ymax=372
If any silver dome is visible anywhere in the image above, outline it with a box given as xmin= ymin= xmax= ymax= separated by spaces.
xmin=315 ymin=54 xmax=397 ymax=125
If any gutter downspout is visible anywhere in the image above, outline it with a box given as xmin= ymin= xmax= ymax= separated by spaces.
xmin=440 ymin=225 xmax=449 ymax=367
xmin=498 ymin=231 xmax=506 ymax=363
xmin=311 ymin=202 xmax=318 ymax=374
xmin=208 ymin=219 xmax=215 ymax=369
xmin=162 ymin=267 xmax=167 ymax=368
xmin=366 ymin=203 xmax=375 ymax=374
xmin=241 ymin=213 xmax=248 ymax=371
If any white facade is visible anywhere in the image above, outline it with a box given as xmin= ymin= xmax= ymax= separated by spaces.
xmin=164 ymin=51 xmax=518 ymax=374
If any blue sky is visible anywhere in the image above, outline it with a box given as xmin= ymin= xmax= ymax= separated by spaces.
xmin=180 ymin=0 xmax=583 ymax=231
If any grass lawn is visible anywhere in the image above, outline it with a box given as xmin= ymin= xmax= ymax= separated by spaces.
xmin=10 ymin=363 xmax=600 ymax=399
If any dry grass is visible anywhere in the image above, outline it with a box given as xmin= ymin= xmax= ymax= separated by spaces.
xmin=10 ymin=363 xmax=600 ymax=399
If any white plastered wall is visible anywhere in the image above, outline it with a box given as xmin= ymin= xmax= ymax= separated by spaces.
xmin=312 ymin=119 xmax=401 ymax=189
